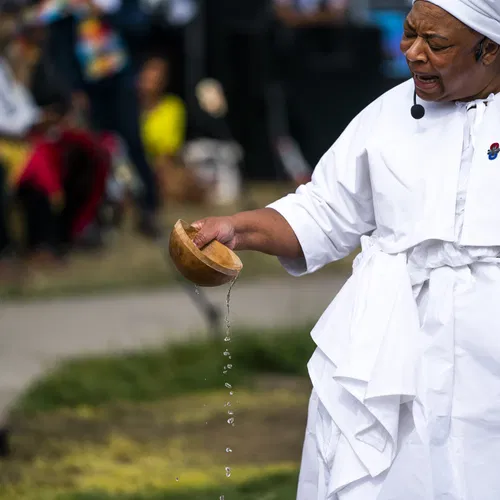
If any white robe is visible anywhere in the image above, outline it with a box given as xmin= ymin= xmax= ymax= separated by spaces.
xmin=268 ymin=79 xmax=500 ymax=500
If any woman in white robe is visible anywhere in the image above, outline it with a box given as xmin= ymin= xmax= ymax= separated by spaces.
xmin=190 ymin=0 xmax=500 ymax=498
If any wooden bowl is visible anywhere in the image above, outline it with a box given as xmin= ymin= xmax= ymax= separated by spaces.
xmin=169 ymin=219 xmax=243 ymax=287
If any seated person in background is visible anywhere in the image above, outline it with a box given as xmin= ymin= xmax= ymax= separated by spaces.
xmin=183 ymin=78 xmax=243 ymax=206
xmin=190 ymin=78 xmax=233 ymax=142
xmin=0 ymin=6 xmax=109 ymax=263
xmin=15 ymin=8 xmax=113 ymax=252
xmin=138 ymin=54 xmax=205 ymax=204
xmin=0 ymin=8 xmax=60 ymax=262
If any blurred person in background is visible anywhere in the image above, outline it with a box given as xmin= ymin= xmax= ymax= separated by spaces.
xmin=138 ymin=54 xmax=186 ymax=162
xmin=273 ymin=0 xmax=349 ymax=79
xmin=205 ymin=0 xmax=274 ymax=182
xmin=137 ymin=53 xmax=207 ymax=204
xmin=43 ymin=0 xmax=162 ymax=239
xmin=183 ymin=78 xmax=243 ymax=206
xmin=271 ymin=0 xmax=350 ymax=170
xmin=0 ymin=1 xmax=64 ymax=265
xmin=0 ymin=0 xmax=19 ymax=270
xmin=0 ymin=2 xmax=110 ymax=265
xmin=271 ymin=0 xmax=382 ymax=168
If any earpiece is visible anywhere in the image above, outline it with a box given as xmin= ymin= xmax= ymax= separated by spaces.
xmin=475 ymin=37 xmax=487 ymax=62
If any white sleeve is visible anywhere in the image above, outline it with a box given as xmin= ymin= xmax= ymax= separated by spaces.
xmin=267 ymin=104 xmax=378 ymax=277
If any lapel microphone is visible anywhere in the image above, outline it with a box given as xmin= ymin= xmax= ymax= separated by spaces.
xmin=411 ymin=89 xmax=425 ymax=119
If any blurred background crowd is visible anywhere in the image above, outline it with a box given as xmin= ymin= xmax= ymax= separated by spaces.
xmin=0 ymin=0 xmax=412 ymax=275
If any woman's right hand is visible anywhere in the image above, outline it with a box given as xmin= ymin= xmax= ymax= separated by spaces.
xmin=190 ymin=208 xmax=302 ymax=260
xmin=191 ymin=216 xmax=238 ymax=250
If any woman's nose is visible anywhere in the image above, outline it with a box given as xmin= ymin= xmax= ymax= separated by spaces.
xmin=405 ymin=38 xmax=428 ymax=64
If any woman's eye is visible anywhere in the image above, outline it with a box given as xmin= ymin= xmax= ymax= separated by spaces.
xmin=404 ymin=31 xmax=416 ymax=38
xmin=429 ymin=45 xmax=449 ymax=52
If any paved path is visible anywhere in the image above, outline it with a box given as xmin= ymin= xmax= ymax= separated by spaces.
xmin=0 ymin=273 xmax=348 ymax=420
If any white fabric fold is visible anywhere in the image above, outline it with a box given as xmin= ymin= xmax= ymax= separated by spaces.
xmin=304 ymin=234 xmax=500 ymax=499
xmin=307 ymin=236 xmax=422 ymax=497
xmin=414 ymin=0 xmax=500 ymax=45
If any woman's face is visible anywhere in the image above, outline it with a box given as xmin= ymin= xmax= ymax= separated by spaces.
xmin=138 ymin=58 xmax=168 ymax=97
xmin=400 ymin=0 xmax=500 ymax=102
xmin=198 ymin=85 xmax=226 ymax=115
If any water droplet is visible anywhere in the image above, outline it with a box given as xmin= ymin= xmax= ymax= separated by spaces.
xmin=225 ymin=466 xmax=232 ymax=477
xmin=194 ymin=285 xmax=200 ymax=295
xmin=224 ymin=278 xmax=237 ymax=343
xmin=223 ymin=350 xmax=230 ymax=357
xmin=224 ymin=336 xmax=231 ymax=342
xmin=176 ymin=477 xmax=179 ymax=482
xmin=226 ymin=447 xmax=232 ymax=453
xmin=229 ymin=391 xmax=234 ymax=396
xmin=220 ymin=496 xmax=225 ymax=500
xmin=228 ymin=410 xmax=234 ymax=415
xmin=225 ymin=383 xmax=232 ymax=389
xmin=227 ymin=417 xmax=235 ymax=424
xmin=229 ymin=356 xmax=232 ymax=360
xmin=224 ymin=401 xmax=231 ymax=407
xmin=223 ymin=370 xmax=228 ymax=374
xmin=227 ymin=364 xmax=233 ymax=369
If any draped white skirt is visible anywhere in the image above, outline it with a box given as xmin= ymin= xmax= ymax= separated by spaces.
xmin=298 ymin=236 xmax=500 ymax=500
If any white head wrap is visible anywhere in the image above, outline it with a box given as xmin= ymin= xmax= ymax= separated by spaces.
xmin=412 ymin=0 xmax=500 ymax=45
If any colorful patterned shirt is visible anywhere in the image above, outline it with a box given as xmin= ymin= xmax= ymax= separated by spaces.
xmin=38 ymin=0 xmax=128 ymax=82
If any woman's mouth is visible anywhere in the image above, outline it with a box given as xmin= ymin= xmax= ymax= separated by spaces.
xmin=414 ymin=74 xmax=440 ymax=91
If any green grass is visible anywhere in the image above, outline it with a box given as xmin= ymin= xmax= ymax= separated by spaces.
xmin=61 ymin=471 xmax=299 ymax=500
xmin=18 ymin=325 xmax=315 ymax=414
xmin=5 ymin=326 xmax=314 ymax=499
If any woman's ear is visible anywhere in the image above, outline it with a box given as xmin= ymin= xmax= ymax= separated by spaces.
xmin=482 ymin=39 xmax=500 ymax=65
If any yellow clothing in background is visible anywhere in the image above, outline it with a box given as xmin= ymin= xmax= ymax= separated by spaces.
xmin=141 ymin=95 xmax=186 ymax=160
xmin=0 ymin=140 xmax=31 ymax=188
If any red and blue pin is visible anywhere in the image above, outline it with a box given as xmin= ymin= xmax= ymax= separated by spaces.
xmin=488 ymin=143 xmax=500 ymax=160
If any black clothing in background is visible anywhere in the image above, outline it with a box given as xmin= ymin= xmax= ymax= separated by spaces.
xmin=205 ymin=0 xmax=275 ymax=181
xmin=29 ymin=45 xmax=72 ymax=116
xmin=0 ymin=164 xmax=10 ymax=255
